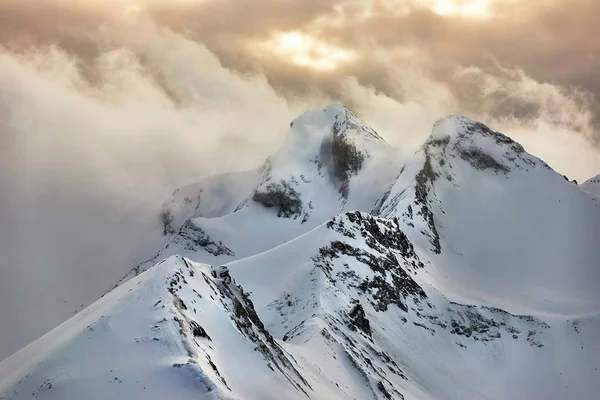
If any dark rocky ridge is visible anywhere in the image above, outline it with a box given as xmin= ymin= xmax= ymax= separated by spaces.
xmin=167 ymin=260 xmax=312 ymax=397
xmin=252 ymin=180 xmax=303 ymax=218
xmin=317 ymin=212 xmax=426 ymax=312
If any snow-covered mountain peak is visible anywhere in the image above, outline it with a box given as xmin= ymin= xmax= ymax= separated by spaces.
xmin=240 ymin=104 xmax=396 ymax=221
xmin=276 ymin=103 xmax=389 ymax=180
xmin=427 ymin=114 xmax=543 ymax=176
xmin=430 ymin=115 xmax=473 ymax=138
xmin=290 ymin=103 xmax=386 ymax=144
xmin=374 ymin=115 xmax=600 ymax=317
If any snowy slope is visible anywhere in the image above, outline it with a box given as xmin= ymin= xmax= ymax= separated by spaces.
xmin=582 ymin=174 xmax=600 ymax=196
xmin=0 ymin=256 xmax=316 ymax=400
xmin=375 ymin=116 xmax=600 ymax=316
xmin=229 ymin=213 xmax=600 ymax=400
xmin=2 ymin=217 xmax=598 ymax=400
xmin=2 ymin=106 xmax=600 ymax=400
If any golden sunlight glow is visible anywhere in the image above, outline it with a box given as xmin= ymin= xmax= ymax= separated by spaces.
xmin=431 ymin=0 xmax=492 ymax=17
xmin=265 ymin=32 xmax=355 ymax=71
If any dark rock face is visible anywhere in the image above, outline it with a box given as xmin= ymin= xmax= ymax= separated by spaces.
xmin=457 ymin=146 xmax=510 ymax=173
xmin=179 ymin=221 xmax=234 ymax=257
xmin=377 ymin=381 xmax=393 ymax=400
xmin=252 ymin=180 xmax=303 ymax=218
xmin=316 ymin=213 xmax=426 ymax=313
xmin=328 ymin=106 xmax=387 ymax=199
xmin=331 ymin=133 xmax=365 ymax=199
xmin=161 ymin=208 xmax=176 ymax=235
xmin=341 ymin=212 xmax=423 ymax=268
xmin=313 ymin=208 xmax=552 ymax=352
xmin=348 ymin=301 xmax=372 ymax=338
xmin=189 ymin=320 xmax=212 ymax=340
xmin=414 ymin=152 xmax=442 ymax=254
xmin=252 ymin=180 xmax=302 ymax=217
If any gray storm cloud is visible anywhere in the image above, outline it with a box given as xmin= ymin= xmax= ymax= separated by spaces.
xmin=0 ymin=0 xmax=599 ymax=360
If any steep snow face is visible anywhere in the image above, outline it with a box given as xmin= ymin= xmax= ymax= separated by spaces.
xmin=581 ymin=174 xmax=600 ymax=196
xmin=376 ymin=116 xmax=600 ymax=315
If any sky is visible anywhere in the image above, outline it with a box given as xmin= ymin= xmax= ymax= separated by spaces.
xmin=0 ymin=0 xmax=599 ymax=360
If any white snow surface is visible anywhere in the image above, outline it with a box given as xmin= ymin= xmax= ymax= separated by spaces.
xmin=1 ymin=106 xmax=599 ymax=400
xmin=377 ymin=115 xmax=600 ymax=316
xmin=581 ymin=174 xmax=600 ymax=197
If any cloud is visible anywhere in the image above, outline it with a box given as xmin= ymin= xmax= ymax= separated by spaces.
xmin=0 ymin=0 xmax=599 ymax=360
xmin=140 ymin=0 xmax=600 ymax=145
xmin=0 ymin=19 xmax=308 ymax=360
xmin=2 ymin=0 xmax=599 ymax=137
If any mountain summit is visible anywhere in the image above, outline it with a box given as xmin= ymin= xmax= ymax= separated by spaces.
xmin=376 ymin=115 xmax=600 ymax=315
xmin=248 ymin=103 xmax=392 ymax=217
xmin=1 ymin=105 xmax=599 ymax=400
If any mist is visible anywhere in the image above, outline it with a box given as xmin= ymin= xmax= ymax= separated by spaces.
xmin=0 ymin=23 xmax=306 ymax=359
xmin=1 ymin=0 xmax=599 ymax=361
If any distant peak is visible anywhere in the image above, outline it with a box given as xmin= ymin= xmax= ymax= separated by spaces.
xmin=423 ymin=115 xmax=550 ymax=177
xmin=289 ymin=103 xmax=344 ymax=131
xmin=289 ymin=103 xmax=387 ymax=144
xmin=432 ymin=115 xmax=474 ymax=134
xmin=430 ymin=115 xmax=517 ymax=147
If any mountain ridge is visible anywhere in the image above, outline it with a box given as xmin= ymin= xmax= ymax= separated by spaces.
xmin=2 ymin=104 xmax=599 ymax=400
